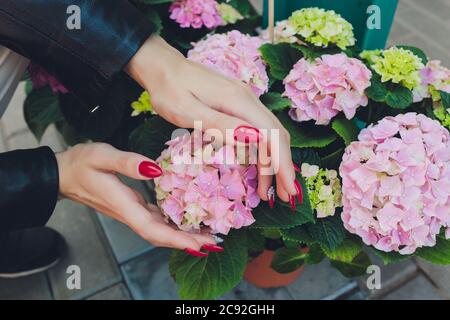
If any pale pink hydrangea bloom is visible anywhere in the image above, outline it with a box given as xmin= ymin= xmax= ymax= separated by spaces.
xmin=340 ymin=113 xmax=450 ymax=255
xmin=154 ymin=131 xmax=260 ymax=235
xmin=28 ymin=63 xmax=68 ymax=94
xmin=169 ymin=0 xmax=223 ymax=29
xmin=188 ymin=30 xmax=269 ymax=97
xmin=413 ymin=60 xmax=450 ymax=102
xmin=283 ymin=53 xmax=372 ymax=125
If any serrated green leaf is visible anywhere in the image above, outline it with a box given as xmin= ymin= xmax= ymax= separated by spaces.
xmin=330 ymin=251 xmax=371 ymax=278
xmin=307 ymin=215 xmax=346 ymax=251
xmin=259 ymin=43 xmax=303 ymax=80
xmin=169 ymin=230 xmax=248 ymax=300
xmin=305 ymin=243 xmax=326 ymax=264
xmin=271 ymin=247 xmax=307 ymax=273
xmin=260 ymin=92 xmax=291 ymax=111
xmin=129 ymin=116 xmax=178 ymax=160
xmin=245 ymin=229 xmax=266 ymax=254
xmin=280 ymin=226 xmax=315 ymax=245
xmin=323 ymin=239 xmax=362 ymax=263
xmin=277 ymin=112 xmax=337 ymax=148
xmin=331 ymin=116 xmax=360 ymax=146
xmin=366 ymin=73 xmax=388 ymax=102
xmin=385 ymin=85 xmax=413 ymax=109
xmin=372 ymin=249 xmax=412 ymax=265
xmin=291 ymin=148 xmax=322 ymax=167
xmin=23 ymin=86 xmax=63 ymax=141
xmin=416 ymin=237 xmax=450 ymax=265
xmin=440 ymin=90 xmax=450 ymax=109
xmin=251 ymin=174 xmax=314 ymax=229
xmin=397 ymin=45 xmax=428 ymax=65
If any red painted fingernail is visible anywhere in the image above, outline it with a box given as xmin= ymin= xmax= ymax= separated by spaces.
xmin=184 ymin=248 xmax=208 ymax=257
xmin=138 ymin=161 xmax=162 ymax=178
xmin=294 ymin=163 xmax=302 ymax=174
xmin=268 ymin=186 xmax=275 ymax=209
xmin=234 ymin=126 xmax=261 ymax=144
xmin=289 ymin=195 xmax=296 ymax=213
xmin=294 ymin=179 xmax=303 ymax=205
xmin=202 ymin=244 xmax=224 ymax=253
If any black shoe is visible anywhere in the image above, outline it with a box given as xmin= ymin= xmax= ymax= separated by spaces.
xmin=0 ymin=227 xmax=66 ymax=278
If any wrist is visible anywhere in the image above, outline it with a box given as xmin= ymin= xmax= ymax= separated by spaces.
xmin=125 ymin=35 xmax=185 ymax=92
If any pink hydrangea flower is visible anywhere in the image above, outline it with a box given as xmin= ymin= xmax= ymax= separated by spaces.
xmin=413 ymin=60 xmax=450 ymax=102
xmin=28 ymin=63 xmax=68 ymax=94
xmin=283 ymin=53 xmax=372 ymax=125
xmin=340 ymin=113 xmax=450 ymax=255
xmin=169 ymin=0 xmax=223 ymax=29
xmin=188 ymin=30 xmax=269 ymax=97
xmin=154 ymin=131 xmax=260 ymax=235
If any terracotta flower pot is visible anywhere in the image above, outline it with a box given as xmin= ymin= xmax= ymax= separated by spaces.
xmin=243 ymin=249 xmax=305 ymax=288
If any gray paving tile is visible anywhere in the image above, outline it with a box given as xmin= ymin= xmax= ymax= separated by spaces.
xmin=97 ymin=177 xmax=153 ymax=264
xmin=0 ymin=82 xmax=28 ymax=138
xmin=0 ymin=273 xmax=52 ymax=300
xmin=46 ymin=200 xmax=121 ymax=300
xmin=358 ymin=253 xmax=418 ymax=299
xmin=222 ymin=281 xmax=293 ymax=300
xmin=285 ymin=260 xmax=352 ymax=300
xmin=408 ymin=0 xmax=450 ymax=21
xmin=122 ymin=248 xmax=179 ymax=300
xmin=415 ymin=258 xmax=450 ymax=299
xmin=387 ymin=22 xmax=412 ymax=46
xmin=382 ymin=275 xmax=445 ymax=300
xmin=87 ymin=283 xmax=131 ymax=300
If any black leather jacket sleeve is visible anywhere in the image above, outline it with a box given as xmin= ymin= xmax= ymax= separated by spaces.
xmin=0 ymin=0 xmax=154 ymax=230
xmin=0 ymin=147 xmax=59 ymax=231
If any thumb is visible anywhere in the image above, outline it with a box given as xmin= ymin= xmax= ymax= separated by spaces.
xmin=96 ymin=144 xmax=162 ymax=180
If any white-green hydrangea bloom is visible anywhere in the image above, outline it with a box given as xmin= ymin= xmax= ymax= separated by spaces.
xmin=360 ymin=47 xmax=424 ymax=90
xmin=288 ymin=8 xmax=355 ymax=49
xmin=434 ymin=103 xmax=450 ymax=130
xmin=217 ymin=3 xmax=243 ymax=25
xmin=301 ymin=163 xmax=342 ymax=218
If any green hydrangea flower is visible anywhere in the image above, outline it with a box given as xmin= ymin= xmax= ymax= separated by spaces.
xmin=434 ymin=103 xmax=450 ymax=130
xmin=217 ymin=3 xmax=243 ymax=25
xmin=301 ymin=163 xmax=342 ymax=218
xmin=131 ymin=91 xmax=157 ymax=116
xmin=361 ymin=47 xmax=424 ymax=90
xmin=288 ymin=8 xmax=355 ymax=49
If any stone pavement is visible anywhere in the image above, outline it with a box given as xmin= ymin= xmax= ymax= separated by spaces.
xmin=0 ymin=0 xmax=449 ymax=300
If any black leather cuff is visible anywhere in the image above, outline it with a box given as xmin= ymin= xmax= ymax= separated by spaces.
xmin=0 ymin=146 xmax=59 ymax=231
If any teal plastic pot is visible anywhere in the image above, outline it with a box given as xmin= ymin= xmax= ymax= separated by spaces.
xmin=263 ymin=0 xmax=398 ymax=50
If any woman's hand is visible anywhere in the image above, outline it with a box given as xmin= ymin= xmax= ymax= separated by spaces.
xmin=56 ymin=143 xmax=220 ymax=256
xmin=126 ymin=35 xmax=299 ymax=207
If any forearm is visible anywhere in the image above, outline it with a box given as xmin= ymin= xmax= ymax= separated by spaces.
xmin=0 ymin=0 xmax=154 ymax=105
xmin=0 ymin=147 xmax=59 ymax=231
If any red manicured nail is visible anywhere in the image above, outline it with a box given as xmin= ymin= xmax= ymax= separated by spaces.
xmin=202 ymin=244 xmax=224 ymax=253
xmin=234 ymin=126 xmax=261 ymax=144
xmin=138 ymin=161 xmax=162 ymax=178
xmin=293 ymin=163 xmax=302 ymax=174
xmin=289 ymin=195 xmax=296 ymax=213
xmin=294 ymin=179 xmax=303 ymax=205
xmin=184 ymin=248 xmax=208 ymax=257
xmin=268 ymin=186 xmax=275 ymax=209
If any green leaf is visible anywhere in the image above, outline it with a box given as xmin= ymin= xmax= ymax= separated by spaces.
xmin=373 ymin=249 xmax=412 ymax=265
xmin=23 ymin=86 xmax=63 ymax=141
xmin=322 ymin=239 xmax=362 ymax=263
xmin=54 ymin=119 xmax=87 ymax=146
xmin=281 ymin=226 xmax=315 ymax=245
xmin=259 ymin=43 xmax=303 ymax=80
xmin=331 ymin=116 xmax=360 ymax=146
xmin=271 ymin=247 xmax=307 ymax=273
xmin=397 ymin=45 xmax=428 ymax=65
xmin=277 ymin=112 xmax=337 ymax=148
xmin=440 ymin=90 xmax=450 ymax=109
xmin=291 ymin=148 xmax=322 ymax=167
xmin=245 ymin=229 xmax=266 ymax=254
xmin=251 ymin=174 xmax=314 ymax=229
xmin=129 ymin=116 xmax=178 ymax=160
xmin=321 ymin=148 xmax=345 ymax=169
xmin=304 ymin=243 xmax=326 ymax=264
xmin=330 ymin=251 xmax=371 ymax=278
xmin=260 ymin=92 xmax=291 ymax=112
xmin=366 ymin=73 xmax=388 ymax=102
xmin=416 ymin=237 xmax=450 ymax=265
xmin=169 ymin=230 xmax=248 ymax=300
xmin=385 ymin=85 xmax=413 ymax=109
xmin=145 ymin=8 xmax=163 ymax=34
xmin=307 ymin=215 xmax=346 ymax=251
